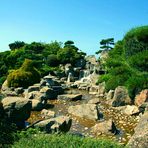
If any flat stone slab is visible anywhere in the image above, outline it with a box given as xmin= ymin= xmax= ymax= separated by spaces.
xmin=57 ymin=94 xmax=82 ymax=101
xmin=68 ymin=104 xmax=101 ymax=120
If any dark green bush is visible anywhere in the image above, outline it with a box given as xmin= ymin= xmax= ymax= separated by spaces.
xmin=7 ymin=59 xmax=40 ymax=88
xmin=125 ymin=73 xmax=148 ymax=99
xmin=96 ymin=74 xmax=111 ymax=85
xmin=97 ymin=26 xmax=148 ymax=98
xmin=124 ymin=26 xmax=148 ymax=56
xmin=0 ymin=118 xmax=18 ymax=147
xmin=0 ymin=76 xmax=6 ymax=86
xmin=128 ymin=50 xmax=148 ymax=72
xmin=46 ymin=54 xmax=59 ymax=67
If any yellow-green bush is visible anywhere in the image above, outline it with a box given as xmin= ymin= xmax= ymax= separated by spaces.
xmin=7 ymin=59 xmax=40 ymax=88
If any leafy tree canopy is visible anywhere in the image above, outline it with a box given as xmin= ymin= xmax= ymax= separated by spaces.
xmin=9 ymin=41 xmax=26 ymax=50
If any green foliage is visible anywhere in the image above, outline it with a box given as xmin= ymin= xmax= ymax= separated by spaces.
xmin=46 ymin=54 xmax=59 ymax=67
xmin=128 ymin=50 xmax=148 ymax=72
xmin=40 ymin=65 xmax=60 ymax=76
xmin=0 ymin=40 xmax=86 ymax=87
xmin=13 ymin=133 xmax=124 ymax=148
xmin=43 ymin=41 xmax=62 ymax=56
xmin=0 ymin=76 xmax=6 ymax=86
xmin=97 ymin=74 xmax=111 ymax=85
xmin=24 ymin=42 xmax=45 ymax=54
xmin=98 ymin=26 xmax=148 ymax=98
xmin=96 ymin=38 xmax=114 ymax=54
xmin=0 ymin=118 xmax=18 ymax=147
xmin=9 ymin=41 xmax=25 ymax=50
xmin=57 ymin=41 xmax=84 ymax=65
xmin=125 ymin=73 xmax=148 ymax=99
xmin=7 ymin=59 xmax=40 ymax=88
xmin=124 ymin=26 xmax=148 ymax=56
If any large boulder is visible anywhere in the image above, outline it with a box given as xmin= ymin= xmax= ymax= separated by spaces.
xmin=25 ymin=86 xmax=57 ymax=101
xmin=91 ymin=119 xmax=118 ymax=135
xmin=68 ymin=104 xmax=102 ymax=120
xmin=89 ymin=82 xmax=105 ymax=96
xmin=135 ymin=89 xmax=148 ymax=107
xmin=1 ymin=97 xmax=32 ymax=123
xmin=88 ymin=98 xmax=101 ymax=104
xmin=27 ymin=85 xmax=40 ymax=93
xmin=40 ymin=86 xmax=57 ymax=99
xmin=14 ymin=87 xmax=24 ymax=95
xmin=58 ymin=94 xmax=82 ymax=101
xmin=106 ymin=90 xmax=114 ymax=100
xmin=41 ymin=109 xmax=55 ymax=119
xmin=34 ymin=116 xmax=72 ymax=133
xmin=85 ymin=55 xmax=98 ymax=65
xmin=1 ymin=80 xmax=17 ymax=96
xmin=31 ymin=99 xmax=45 ymax=111
xmin=112 ymin=86 xmax=131 ymax=107
xmin=127 ymin=111 xmax=148 ymax=148
xmin=115 ymin=105 xmax=139 ymax=116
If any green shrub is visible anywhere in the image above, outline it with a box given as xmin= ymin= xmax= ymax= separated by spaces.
xmin=0 ymin=76 xmax=6 ymax=86
xmin=0 ymin=118 xmax=18 ymax=147
xmin=125 ymin=73 xmax=148 ymax=99
xmin=46 ymin=54 xmax=59 ymax=67
xmin=96 ymin=74 xmax=111 ymax=85
xmin=7 ymin=59 xmax=40 ymax=88
xmin=13 ymin=133 xmax=124 ymax=148
xmin=128 ymin=50 xmax=148 ymax=72
xmin=40 ymin=64 xmax=61 ymax=76
xmin=98 ymin=26 xmax=148 ymax=99
xmin=124 ymin=25 xmax=148 ymax=56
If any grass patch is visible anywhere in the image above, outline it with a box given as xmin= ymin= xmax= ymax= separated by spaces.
xmin=13 ymin=133 xmax=125 ymax=148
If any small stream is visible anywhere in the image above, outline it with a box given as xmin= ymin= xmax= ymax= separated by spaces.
xmin=27 ymin=89 xmax=139 ymax=145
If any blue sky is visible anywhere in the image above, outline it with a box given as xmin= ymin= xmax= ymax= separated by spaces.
xmin=0 ymin=0 xmax=148 ymax=55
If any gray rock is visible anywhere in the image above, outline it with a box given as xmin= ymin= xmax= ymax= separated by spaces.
xmin=40 ymin=86 xmax=57 ymax=99
xmin=115 ymin=105 xmax=139 ymax=115
xmin=88 ymin=98 xmax=101 ymax=104
xmin=89 ymin=82 xmax=105 ymax=96
xmin=112 ymin=86 xmax=131 ymax=107
xmin=65 ymin=64 xmax=74 ymax=76
xmin=91 ymin=119 xmax=118 ymax=135
xmin=15 ymin=87 xmax=24 ymax=95
xmin=135 ymin=89 xmax=148 ymax=107
xmin=123 ymin=105 xmax=139 ymax=115
xmin=28 ymin=85 xmax=40 ymax=93
xmin=58 ymin=94 xmax=82 ymax=101
xmin=31 ymin=99 xmax=45 ymax=111
xmin=2 ymin=97 xmax=32 ymax=123
xmin=68 ymin=104 xmax=102 ymax=120
xmin=75 ymin=58 xmax=86 ymax=68
xmin=25 ymin=91 xmax=44 ymax=101
xmin=34 ymin=116 xmax=72 ymax=133
xmin=40 ymin=79 xmax=47 ymax=87
xmin=41 ymin=109 xmax=55 ymax=119
xmin=1 ymin=80 xmax=17 ymax=96
xmin=127 ymin=111 xmax=148 ymax=148
xmin=106 ymin=90 xmax=114 ymax=100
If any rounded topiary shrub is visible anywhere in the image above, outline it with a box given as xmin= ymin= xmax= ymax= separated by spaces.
xmin=46 ymin=54 xmax=59 ymax=67
xmin=7 ymin=59 xmax=40 ymax=88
